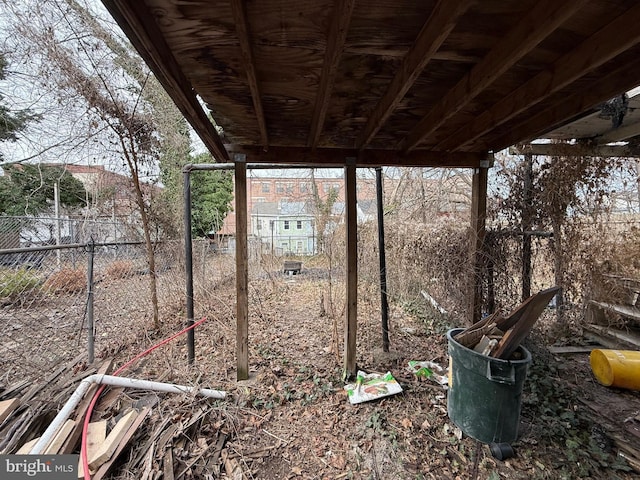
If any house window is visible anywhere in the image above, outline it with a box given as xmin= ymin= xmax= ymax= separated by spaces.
xmin=256 ymin=220 xmax=262 ymax=230
xmin=269 ymin=220 xmax=275 ymax=230
xmin=322 ymin=183 xmax=330 ymax=194
xmin=276 ymin=182 xmax=285 ymax=193
xmin=296 ymin=240 xmax=303 ymax=253
xmin=286 ymin=183 xmax=294 ymax=194
xmin=284 ymin=220 xmax=290 ymax=230
xmin=300 ymin=182 xmax=308 ymax=194
xmin=261 ymin=182 xmax=270 ymax=193
xmin=296 ymin=220 xmax=302 ymax=230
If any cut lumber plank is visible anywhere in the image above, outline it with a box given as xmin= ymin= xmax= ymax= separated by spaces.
xmin=589 ymin=300 xmax=640 ymax=322
xmin=585 ymin=324 xmax=640 ymax=349
xmin=78 ymin=420 xmax=108 ymax=479
xmin=499 ymin=287 xmax=560 ymax=332
xmin=92 ymin=407 xmax=150 ymax=480
xmin=583 ymin=332 xmax=623 ymax=350
xmin=94 ymin=386 xmax=125 ymax=416
xmin=163 ymin=448 xmax=175 ymax=480
xmin=0 ymin=379 xmax=30 ymax=400
xmin=0 ymin=398 xmax=20 ymax=424
xmin=454 ymin=309 xmax=502 ymax=348
xmin=492 ymin=287 xmax=560 ymax=359
xmin=59 ymin=358 xmax=113 ymax=454
xmin=45 ymin=419 xmax=76 ymax=454
xmin=16 ymin=437 xmax=39 ymax=454
xmin=86 ymin=420 xmax=108 ymax=455
xmin=88 ymin=409 xmax=138 ymax=470
xmin=547 ymin=346 xmax=596 ymax=354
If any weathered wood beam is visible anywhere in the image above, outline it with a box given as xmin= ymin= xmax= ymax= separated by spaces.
xmin=231 ymin=0 xmax=268 ymax=148
xmin=510 ymin=143 xmax=640 ymax=158
xmin=356 ymin=0 xmax=473 ymax=149
xmin=230 ymin=146 xmax=485 ymax=167
xmin=440 ymin=3 xmax=640 ymax=152
xmin=468 ymin=162 xmax=489 ymax=325
xmin=234 ymin=155 xmax=249 ymax=381
xmin=598 ymin=120 xmax=640 ymax=145
xmin=343 ymin=158 xmax=358 ymax=380
xmin=401 ymin=0 xmax=587 ymax=152
xmin=489 ymin=57 xmax=640 ymax=152
xmin=308 ymin=0 xmax=355 ymax=149
xmin=101 ymin=1 xmax=230 ymax=162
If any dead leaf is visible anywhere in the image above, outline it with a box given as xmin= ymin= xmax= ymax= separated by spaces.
xmin=330 ymin=454 xmax=347 ymax=470
xmin=401 ymin=418 xmax=413 ymax=429
xmin=291 ymin=466 xmax=303 ymax=475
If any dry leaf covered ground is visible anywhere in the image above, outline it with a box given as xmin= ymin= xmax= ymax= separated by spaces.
xmin=3 ymin=260 xmax=640 ymax=479
xmin=96 ymin=264 xmax=640 ymax=479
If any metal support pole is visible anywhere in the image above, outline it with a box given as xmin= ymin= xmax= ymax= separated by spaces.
xmin=343 ymin=158 xmax=358 ymax=380
xmin=522 ymin=153 xmax=533 ymax=301
xmin=376 ymin=167 xmax=390 ymax=352
xmin=86 ymin=239 xmax=95 ymax=364
xmin=54 ymin=181 xmax=61 ymax=268
xmin=184 ymin=170 xmax=195 ymax=364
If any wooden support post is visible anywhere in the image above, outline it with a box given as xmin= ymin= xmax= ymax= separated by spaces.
xmin=344 ymin=158 xmax=358 ymax=380
xmin=468 ymin=158 xmax=489 ymax=324
xmin=235 ymin=154 xmax=249 ymax=380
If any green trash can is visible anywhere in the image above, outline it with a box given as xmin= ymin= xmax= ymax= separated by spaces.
xmin=446 ymin=328 xmax=532 ymax=444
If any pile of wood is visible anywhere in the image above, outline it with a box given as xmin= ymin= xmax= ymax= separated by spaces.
xmin=0 ymin=356 xmax=235 ymax=479
xmin=585 ymin=274 xmax=640 ymax=350
xmin=454 ymin=287 xmax=560 ymax=359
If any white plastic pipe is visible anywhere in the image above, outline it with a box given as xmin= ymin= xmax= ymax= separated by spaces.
xmin=30 ymin=374 xmax=225 ymax=454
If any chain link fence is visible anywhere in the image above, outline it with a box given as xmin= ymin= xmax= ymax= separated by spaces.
xmin=0 ymin=216 xmax=195 ymax=384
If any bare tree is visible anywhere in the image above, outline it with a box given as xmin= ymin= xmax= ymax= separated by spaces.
xmin=1 ymin=0 xmax=192 ymax=327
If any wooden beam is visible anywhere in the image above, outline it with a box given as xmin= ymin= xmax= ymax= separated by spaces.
xmin=0 ymin=398 xmax=20 ymax=423
xmin=235 ymin=154 xmax=249 ymax=381
xmin=231 ymin=0 xmax=268 ymax=148
xmin=356 ymin=0 xmax=473 ymax=149
xmin=343 ymin=158 xmax=358 ymax=380
xmin=439 ymin=3 xmax=640 ymax=152
xmin=231 ymin=146 xmax=485 ymax=168
xmin=44 ymin=420 xmax=75 ymax=454
xmin=401 ymin=0 xmax=586 ymax=152
xmin=101 ymin=1 xmax=230 ymax=161
xmin=91 ymin=408 xmax=151 ymax=480
xmin=598 ymin=120 xmax=640 ymax=145
xmin=468 ymin=163 xmax=489 ymax=325
xmin=308 ymin=0 xmax=355 ymax=149
xmin=88 ymin=410 xmax=138 ymax=470
xmin=510 ymin=143 xmax=640 ymax=158
xmin=490 ymin=57 xmax=640 ymax=152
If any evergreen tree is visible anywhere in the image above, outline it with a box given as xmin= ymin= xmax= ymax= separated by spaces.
xmin=0 ymin=54 xmax=39 ymax=159
xmin=0 ymin=164 xmax=87 ymax=215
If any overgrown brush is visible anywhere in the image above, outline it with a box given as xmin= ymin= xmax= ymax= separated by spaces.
xmin=44 ymin=268 xmax=86 ymax=293
xmin=105 ymin=260 xmax=135 ymax=279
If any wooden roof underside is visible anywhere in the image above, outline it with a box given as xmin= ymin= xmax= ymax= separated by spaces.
xmin=102 ymin=0 xmax=640 ymax=168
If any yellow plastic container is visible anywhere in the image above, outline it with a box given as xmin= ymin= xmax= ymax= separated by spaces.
xmin=589 ymin=349 xmax=640 ymax=390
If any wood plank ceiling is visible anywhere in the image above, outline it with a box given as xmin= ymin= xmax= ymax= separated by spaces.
xmin=102 ymin=0 xmax=640 ymax=168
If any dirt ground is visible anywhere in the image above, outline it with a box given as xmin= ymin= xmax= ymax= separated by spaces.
xmin=3 ymin=263 xmax=640 ymax=479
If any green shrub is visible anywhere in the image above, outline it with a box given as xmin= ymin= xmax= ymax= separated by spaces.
xmin=0 ymin=267 xmax=41 ymax=298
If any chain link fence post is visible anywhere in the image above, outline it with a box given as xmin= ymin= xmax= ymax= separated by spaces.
xmin=86 ymin=238 xmax=95 ymax=364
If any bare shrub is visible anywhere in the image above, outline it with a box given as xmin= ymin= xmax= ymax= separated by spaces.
xmin=44 ymin=268 xmax=86 ymax=294
xmin=106 ymin=260 xmax=135 ymax=279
